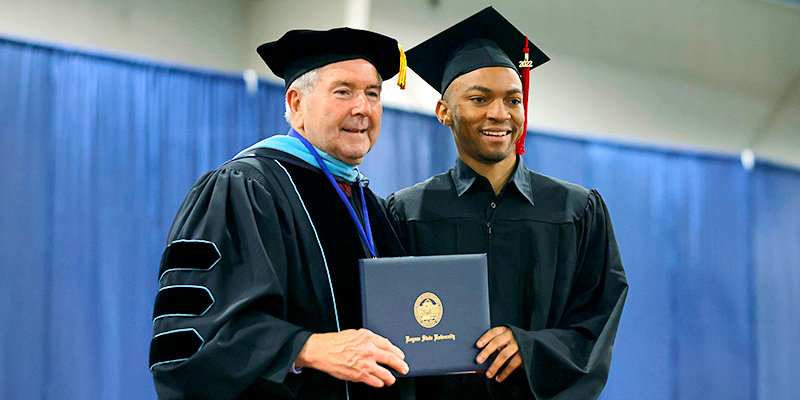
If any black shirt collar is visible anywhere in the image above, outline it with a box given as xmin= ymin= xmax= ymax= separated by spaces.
xmin=450 ymin=157 xmax=535 ymax=206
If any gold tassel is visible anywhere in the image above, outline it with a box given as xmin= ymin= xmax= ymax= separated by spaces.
xmin=397 ymin=44 xmax=407 ymax=90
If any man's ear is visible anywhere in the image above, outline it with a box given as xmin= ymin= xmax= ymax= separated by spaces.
xmin=287 ymin=88 xmax=304 ymax=129
xmin=435 ymin=99 xmax=453 ymax=127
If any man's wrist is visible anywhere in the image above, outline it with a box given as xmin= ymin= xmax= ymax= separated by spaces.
xmin=295 ymin=333 xmax=319 ymax=368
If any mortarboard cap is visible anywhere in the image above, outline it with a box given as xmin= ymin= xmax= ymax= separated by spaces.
xmin=406 ymin=6 xmax=548 ymax=94
xmin=405 ymin=6 xmax=549 ymax=154
xmin=258 ymin=28 xmax=407 ymax=91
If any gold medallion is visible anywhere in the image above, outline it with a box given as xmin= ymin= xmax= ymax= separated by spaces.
xmin=414 ymin=292 xmax=443 ymax=328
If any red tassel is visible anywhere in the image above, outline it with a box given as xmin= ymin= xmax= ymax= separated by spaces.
xmin=516 ymin=36 xmax=531 ymax=155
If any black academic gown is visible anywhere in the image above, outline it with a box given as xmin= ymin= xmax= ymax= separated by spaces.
xmin=387 ymin=158 xmax=628 ymax=400
xmin=149 ymin=148 xmax=406 ymax=400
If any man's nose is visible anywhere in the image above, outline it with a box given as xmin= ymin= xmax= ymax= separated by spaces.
xmin=486 ymin=99 xmax=509 ymax=121
xmin=351 ymin=92 xmax=371 ymax=116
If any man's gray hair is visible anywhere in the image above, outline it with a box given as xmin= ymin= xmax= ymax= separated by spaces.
xmin=284 ymin=68 xmax=322 ymax=124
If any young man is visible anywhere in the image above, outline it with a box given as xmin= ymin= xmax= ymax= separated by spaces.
xmin=150 ymin=28 xmax=411 ymax=399
xmin=388 ymin=7 xmax=628 ymax=399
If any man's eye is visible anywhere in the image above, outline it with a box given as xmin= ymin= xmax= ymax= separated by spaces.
xmin=508 ymin=98 xmax=522 ymax=105
xmin=470 ymin=97 xmax=486 ymax=103
xmin=336 ymin=89 xmax=350 ymax=95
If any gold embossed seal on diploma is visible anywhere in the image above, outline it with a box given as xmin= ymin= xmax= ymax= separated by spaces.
xmin=414 ymin=292 xmax=443 ymax=328
xmin=359 ymin=254 xmax=491 ymax=376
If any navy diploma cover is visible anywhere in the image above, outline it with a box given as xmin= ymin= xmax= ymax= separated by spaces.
xmin=359 ymin=254 xmax=491 ymax=376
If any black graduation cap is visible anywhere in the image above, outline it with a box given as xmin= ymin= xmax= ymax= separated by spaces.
xmin=406 ymin=6 xmax=548 ymax=94
xmin=405 ymin=6 xmax=549 ymax=154
xmin=257 ymin=27 xmax=407 ymax=91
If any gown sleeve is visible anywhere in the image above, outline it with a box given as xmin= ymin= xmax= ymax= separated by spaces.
xmin=150 ymin=163 xmax=314 ymax=400
xmin=508 ymin=189 xmax=628 ymax=399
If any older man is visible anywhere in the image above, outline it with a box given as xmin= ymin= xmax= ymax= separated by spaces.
xmin=388 ymin=7 xmax=628 ymax=400
xmin=149 ymin=28 xmax=410 ymax=400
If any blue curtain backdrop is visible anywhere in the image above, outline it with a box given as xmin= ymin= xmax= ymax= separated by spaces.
xmin=1 ymin=36 xmax=799 ymax=400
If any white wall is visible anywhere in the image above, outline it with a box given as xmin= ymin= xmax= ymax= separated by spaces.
xmin=0 ymin=0 xmax=246 ymax=71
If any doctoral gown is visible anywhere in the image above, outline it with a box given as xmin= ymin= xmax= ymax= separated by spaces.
xmin=387 ymin=157 xmax=628 ymax=400
xmin=149 ymin=148 xmax=406 ymax=400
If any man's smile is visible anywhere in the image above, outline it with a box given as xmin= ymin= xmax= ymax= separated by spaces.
xmin=480 ymin=129 xmax=512 ymax=137
xmin=342 ymin=127 xmax=368 ymax=133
